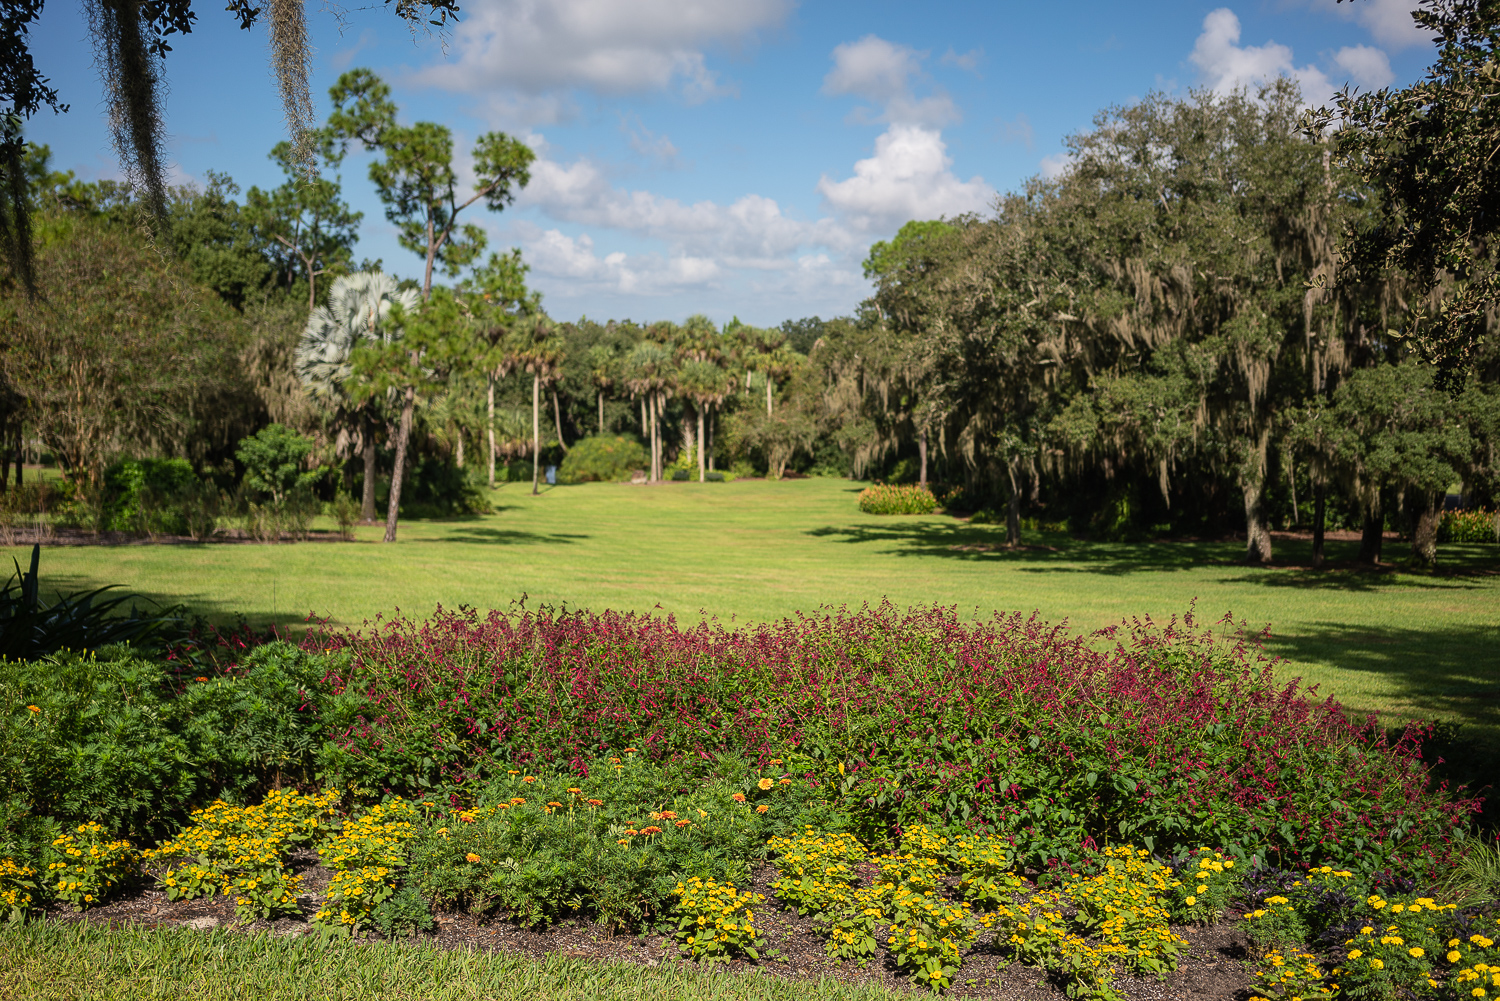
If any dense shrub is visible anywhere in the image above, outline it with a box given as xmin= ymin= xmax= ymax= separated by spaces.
xmin=559 ymin=435 xmax=648 ymax=484
xmin=103 ymin=458 xmax=199 ymax=535
xmin=858 ymin=484 xmax=937 ymax=515
xmin=1438 ymin=508 xmax=1498 ymax=543
xmin=1 ymin=642 xmax=333 ymax=841
xmin=313 ymin=604 xmax=1477 ymax=879
xmin=402 ymin=457 xmax=489 ymax=517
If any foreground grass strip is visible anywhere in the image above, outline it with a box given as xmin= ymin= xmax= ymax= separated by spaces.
xmin=0 ymin=920 xmax=907 ymax=1001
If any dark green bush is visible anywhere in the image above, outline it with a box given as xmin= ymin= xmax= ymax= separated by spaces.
xmin=103 ymin=458 xmax=198 ymax=535
xmin=1438 ymin=508 xmax=1498 ymax=543
xmin=670 ymin=469 xmax=690 ymax=481
xmin=402 ymin=457 xmax=489 ymax=517
xmin=0 ymin=641 xmax=335 ymax=844
xmin=558 ymin=435 xmax=648 ymax=484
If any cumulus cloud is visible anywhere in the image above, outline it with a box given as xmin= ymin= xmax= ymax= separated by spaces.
xmin=1312 ymin=0 xmax=1429 ymax=50
xmin=1038 ymin=152 xmax=1072 ymax=180
xmin=521 ymin=227 xmax=721 ymax=295
xmin=822 ymin=35 xmax=958 ymax=126
xmin=816 ymin=124 xmax=993 ymax=232
xmin=1333 ymin=44 xmax=1395 ymax=89
xmin=518 ymin=148 xmax=857 ymax=266
xmin=413 ymin=0 xmax=790 ymax=117
xmin=1189 ymin=8 xmax=1334 ymax=106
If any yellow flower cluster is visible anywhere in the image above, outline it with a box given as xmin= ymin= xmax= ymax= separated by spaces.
xmin=1248 ymin=948 xmax=1336 ymax=1001
xmin=1172 ymin=847 xmax=1238 ymax=923
xmin=312 ymin=798 xmax=420 ymax=937
xmin=144 ymin=789 xmax=336 ymax=924
xmin=47 ymin=822 xmax=137 ymax=911
xmin=1340 ymin=905 xmax=1498 ymax=998
xmin=671 ymin=876 xmax=765 ymax=962
xmin=887 ymin=886 xmax=979 ymax=992
xmin=766 ymin=827 xmax=867 ymax=915
xmin=0 ymin=857 xmax=37 ymax=918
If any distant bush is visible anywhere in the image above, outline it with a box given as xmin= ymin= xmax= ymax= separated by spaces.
xmin=402 ymin=457 xmax=489 ymax=517
xmin=670 ymin=469 xmax=690 ymax=481
xmin=705 ymin=471 xmax=725 ymax=482
xmin=558 ymin=435 xmax=648 ymax=484
xmin=858 ymin=483 xmax=937 ymax=515
xmin=103 ymin=458 xmax=199 ymax=535
xmin=1438 ymin=508 xmax=1498 ymax=543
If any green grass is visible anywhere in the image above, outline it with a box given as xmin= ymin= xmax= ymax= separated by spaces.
xmin=8 ymin=476 xmax=1499 ymax=738
xmin=0 ymin=921 xmax=904 ymax=1001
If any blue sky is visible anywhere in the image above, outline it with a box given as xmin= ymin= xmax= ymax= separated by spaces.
xmin=25 ymin=0 xmax=1437 ymax=326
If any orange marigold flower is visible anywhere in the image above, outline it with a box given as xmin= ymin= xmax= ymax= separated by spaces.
xmin=26 ymin=705 xmax=40 ymax=713
xmin=675 ymin=820 xmax=692 ymax=827
xmin=640 ymin=826 xmax=662 ymax=835
xmin=732 ymin=793 xmax=746 ymax=803
xmin=465 ymin=853 xmax=482 ymax=863
xmin=756 ymin=805 xmax=769 ymax=814
xmin=521 ymin=776 xmax=537 ymax=783
xmin=510 ymin=797 xmax=525 ymax=805
xmin=587 ymin=799 xmax=603 ymax=807
xmin=547 ymin=802 xmax=562 ymax=809
xmin=659 ymin=811 xmax=678 ymax=820
xmin=194 ymin=677 xmax=208 ymax=683
xmin=757 ymin=778 xmax=774 ymax=791
xmin=624 ymin=747 xmax=637 ymax=753
xmin=507 ymin=769 xmax=520 ymax=775
xmin=779 ymin=778 xmax=792 ymax=785
xmin=566 ymin=788 xmax=581 ymax=795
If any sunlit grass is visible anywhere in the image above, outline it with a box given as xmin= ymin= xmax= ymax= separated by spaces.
xmin=0 ymin=920 xmax=904 ymax=1001
xmin=8 ymin=476 xmax=1498 ymax=737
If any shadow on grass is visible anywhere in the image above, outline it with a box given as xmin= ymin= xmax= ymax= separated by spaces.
xmin=808 ymin=523 xmax=1498 ymax=589
xmin=1265 ymin=619 xmax=1500 ymax=822
xmin=437 ymin=528 xmax=588 ymax=545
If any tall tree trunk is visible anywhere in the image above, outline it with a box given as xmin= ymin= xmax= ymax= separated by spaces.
xmin=361 ymin=411 xmax=377 ymax=523
xmin=598 ymin=390 xmax=605 ymax=434
xmin=1312 ymin=480 xmax=1326 ymax=569
xmin=640 ymin=397 xmax=648 ymax=439
xmin=697 ymin=404 xmax=706 ymax=482
xmin=456 ymin=431 xmax=464 ymax=468
xmin=1411 ymin=491 xmax=1440 ymax=566
xmin=487 ymin=374 xmax=496 ymax=488
xmin=1241 ymin=432 xmax=1273 ymax=564
xmin=765 ymin=377 xmax=773 ymax=416
xmin=707 ymin=408 xmax=715 ymax=471
xmin=531 ymin=373 xmax=541 ymax=495
xmin=383 ymin=384 xmax=415 ymax=543
xmin=552 ymin=389 xmax=569 ymax=453
xmin=918 ymin=428 xmax=928 ymax=488
xmin=1359 ymin=490 xmax=1383 ymax=565
xmin=1006 ymin=460 xmax=1021 ymax=547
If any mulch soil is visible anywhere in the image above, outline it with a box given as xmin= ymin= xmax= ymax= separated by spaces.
xmin=43 ymin=854 xmax=1258 ymax=1000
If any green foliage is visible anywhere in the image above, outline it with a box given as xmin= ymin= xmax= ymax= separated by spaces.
xmin=402 ymin=458 xmax=489 ymax=517
xmin=557 ymin=435 xmax=647 ymax=485
xmin=236 ymin=425 xmax=321 ymax=507
xmin=102 ymin=458 xmax=198 ymax=535
xmin=857 ymin=484 xmax=937 ymax=515
xmin=0 ymin=642 xmax=335 ymax=843
xmin=672 ymin=876 xmax=765 ymax=962
xmin=43 ymin=821 xmax=138 ymax=910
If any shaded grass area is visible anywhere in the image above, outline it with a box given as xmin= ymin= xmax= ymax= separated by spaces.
xmin=6 ymin=477 xmax=1498 ymax=743
xmin=0 ymin=921 xmax=902 ymax=1001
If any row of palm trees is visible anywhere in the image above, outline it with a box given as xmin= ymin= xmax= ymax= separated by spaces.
xmin=293 ymin=270 xmax=804 ymax=538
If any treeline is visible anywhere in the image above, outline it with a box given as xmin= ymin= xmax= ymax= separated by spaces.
xmin=2 ymin=3 xmax=1497 ymax=563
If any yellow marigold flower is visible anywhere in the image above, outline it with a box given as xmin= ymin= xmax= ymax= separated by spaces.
xmin=1186 ymin=896 xmax=1197 ymax=906
xmin=1348 ymin=951 xmax=1362 ymax=960
xmin=1410 ymin=948 xmax=1425 ymax=958
xmin=1197 ymin=885 xmax=1208 ymax=894
xmin=466 ymin=853 xmax=482 ymax=863
xmin=756 ymin=805 xmax=769 ymax=814
xmin=758 ymin=778 xmax=774 ymax=791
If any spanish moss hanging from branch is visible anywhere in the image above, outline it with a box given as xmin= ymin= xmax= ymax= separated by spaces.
xmin=266 ymin=0 xmax=317 ymax=178
xmin=86 ymin=0 xmax=171 ymax=223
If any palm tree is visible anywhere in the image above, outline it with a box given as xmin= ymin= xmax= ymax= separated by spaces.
xmin=624 ymin=340 xmax=672 ymax=482
xmin=296 ymin=271 xmax=420 ymax=521
xmin=514 ymin=316 xmax=566 ymax=495
xmin=678 ymin=360 xmax=732 ymax=482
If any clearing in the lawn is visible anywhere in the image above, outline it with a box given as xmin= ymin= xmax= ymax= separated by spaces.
xmin=10 ymin=475 xmax=1499 ymax=738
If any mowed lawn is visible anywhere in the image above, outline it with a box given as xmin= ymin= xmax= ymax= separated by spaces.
xmin=9 ymin=476 xmax=1499 ymax=737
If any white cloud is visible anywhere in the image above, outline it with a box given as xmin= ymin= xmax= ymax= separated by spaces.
xmin=1333 ymin=44 xmax=1395 ymax=89
xmin=521 ymin=227 xmax=722 ymax=295
xmin=822 ymin=35 xmax=958 ymax=126
xmin=519 ymin=148 xmax=857 ymax=264
xmin=1038 ymin=152 xmax=1072 ymax=180
xmin=620 ymin=115 xmax=680 ymax=167
xmin=997 ymin=112 xmax=1035 ymax=150
xmin=413 ymin=0 xmax=789 ymax=109
xmin=816 ymin=124 xmax=993 ymax=232
xmin=940 ymin=47 xmax=983 ymax=73
xmin=1188 ymin=8 xmax=1334 ymax=106
xmin=1313 ymin=0 xmax=1429 ymax=50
